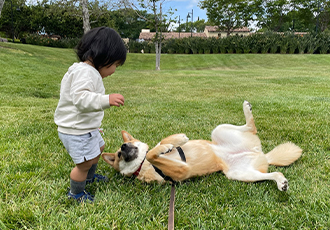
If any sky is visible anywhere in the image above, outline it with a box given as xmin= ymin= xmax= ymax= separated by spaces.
xmin=161 ymin=0 xmax=208 ymax=29
xmin=158 ymin=0 xmax=259 ymax=31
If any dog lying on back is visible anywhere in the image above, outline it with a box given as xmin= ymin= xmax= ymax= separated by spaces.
xmin=102 ymin=101 xmax=302 ymax=191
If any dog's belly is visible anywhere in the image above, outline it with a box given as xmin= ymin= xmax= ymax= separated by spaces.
xmin=211 ymin=144 xmax=262 ymax=171
xmin=175 ymin=141 xmax=228 ymax=177
xmin=212 ymin=125 xmax=262 ymax=151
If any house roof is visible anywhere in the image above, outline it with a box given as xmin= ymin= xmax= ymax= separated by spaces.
xmin=205 ymin=26 xmax=250 ymax=32
xmin=139 ymin=32 xmax=206 ymax=40
xmin=139 ymin=26 xmax=250 ymax=40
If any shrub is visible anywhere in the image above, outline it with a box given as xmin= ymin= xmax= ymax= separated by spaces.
xmin=209 ymin=37 xmax=220 ymax=54
xmin=279 ymin=33 xmax=292 ymax=54
xmin=225 ymin=36 xmax=235 ymax=54
xmin=306 ymin=34 xmax=319 ymax=54
xmin=317 ymin=32 xmax=330 ymax=54
xmin=128 ymin=40 xmax=144 ymax=53
xmin=176 ymin=38 xmax=187 ymax=54
xmin=119 ymin=33 xmax=330 ymax=55
xmin=24 ymin=34 xmax=79 ymax=48
xmin=287 ymin=34 xmax=298 ymax=54
xmin=250 ymin=34 xmax=262 ymax=53
xmin=219 ymin=38 xmax=227 ymax=54
xmin=241 ymin=36 xmax=252 ymax=54
xmin=297 ymin=35 xmax=309 ymax=54
xmin=189 ymin=37 xmax=201 ymax=54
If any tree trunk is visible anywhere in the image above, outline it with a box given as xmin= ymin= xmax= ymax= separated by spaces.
xmin=0 ymin=0 xmax=5 ymax=18
xmin=154 ymin=2 xmax=162 ymax=71
xmin=155 ymin=41 xmax=161 ymax=71
xmin=81 ymin=0 xmax=91 ymax=33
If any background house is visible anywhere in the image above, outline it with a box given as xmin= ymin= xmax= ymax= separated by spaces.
xmin=139 ymin=27 xmax=250 ymax=41
xmin=204 ymin=26 xmax=250 ymax=38
xmin=139 ymin=29 xmax=206 ymax=41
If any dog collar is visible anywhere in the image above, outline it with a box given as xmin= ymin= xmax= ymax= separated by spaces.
xmin=133 ymin=157 xmax=145 ymax=177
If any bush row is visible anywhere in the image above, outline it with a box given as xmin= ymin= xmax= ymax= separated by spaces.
xmin=129 ymin=31 xmax=330 ymax=54
xmin=23 ymin=34 xmax=80 ymax=48
xmin=14 ymin=31 xmax=330 ymax=54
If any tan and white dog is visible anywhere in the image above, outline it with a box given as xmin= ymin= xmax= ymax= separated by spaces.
xmin=102 ymin=101 xmax=302 ymax=191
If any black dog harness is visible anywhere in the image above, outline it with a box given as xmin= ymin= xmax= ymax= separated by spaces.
xmin=152 ymin=146 xmax=186 ymax=183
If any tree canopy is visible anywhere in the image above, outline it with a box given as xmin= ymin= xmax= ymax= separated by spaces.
xmin=199 ymin=0 xmax=253 ymax=35
xmin=199 ymin=0 xmax=330 ymax=33
xmin=0 ymin=0 xmax=151 ymax=39
xmin=1 ymin=0 xmax=330 ymax=40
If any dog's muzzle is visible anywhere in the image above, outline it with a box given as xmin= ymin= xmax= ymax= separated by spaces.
xmin=119 ymin=143 xmax=138 ymax=162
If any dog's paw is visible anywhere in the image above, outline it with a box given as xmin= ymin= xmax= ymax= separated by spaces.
xmin=243 ymin=100 xmax=252 ymax=111
xmin=160 ymin=133 xmax=189 ymax=147
xmin=277 ymin=178 xmax=289 ymax=191
xmin=174 ymin=134 xmax=189 ymax=147
xmin=161 ymin=144 xmax=174 ymax=154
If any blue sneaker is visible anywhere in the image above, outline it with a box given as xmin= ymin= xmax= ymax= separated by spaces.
xmin=86 ymin=174 xmax=109 ymax=184
xmin=68 ymin=190 xmax=94 ymax=203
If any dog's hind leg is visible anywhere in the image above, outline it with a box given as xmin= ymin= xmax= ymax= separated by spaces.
xmin=211 ymin=101 xmax=260 ymax=148
xmin=225 ymin=169 xmax=289 ymax=191
xmin=242 ymin=100 xmax=257 ymax=134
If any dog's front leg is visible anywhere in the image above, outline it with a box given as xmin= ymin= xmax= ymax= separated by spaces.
xmin=159 ymin=134 xmax=189 ymax=147
xmin=147 ymin=144 xmax=189 ymax=182
xmin=147 ymin=144 xmax=174 ymax=161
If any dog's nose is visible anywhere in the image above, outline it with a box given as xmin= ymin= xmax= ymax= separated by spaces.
xmin=121 ymin=143 xmax=127 ymax=151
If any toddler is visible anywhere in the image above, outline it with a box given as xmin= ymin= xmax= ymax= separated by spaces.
xmin=54 ymin=27 xmax=127 ymax=202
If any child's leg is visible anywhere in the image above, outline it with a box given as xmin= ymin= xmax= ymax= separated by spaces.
xmin=71 ymin=157 xmax=98 ymax=182
xmin=59 ymin=130 xmax=107 ymax=201
xmin=85 ymin=145 xmax=108 ymax=183
xmin=70 ymin=157 xmax=97 ymax=195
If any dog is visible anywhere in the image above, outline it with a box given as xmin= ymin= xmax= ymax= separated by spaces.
xmin=102 ymin=101 xmax=302 ymax=191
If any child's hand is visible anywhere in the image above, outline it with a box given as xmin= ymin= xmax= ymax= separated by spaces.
xmin=109 ymin=94 xmax=125 ymax=107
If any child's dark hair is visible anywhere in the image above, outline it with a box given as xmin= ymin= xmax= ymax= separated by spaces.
xmin=76 ymin=27 xmax=127 ymax=70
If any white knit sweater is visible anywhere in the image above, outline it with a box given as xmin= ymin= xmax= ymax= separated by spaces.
xmin=54 ymin=62 xmax=110 ymax=135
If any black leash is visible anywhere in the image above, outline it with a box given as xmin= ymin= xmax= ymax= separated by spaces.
xmin=168 ymin=184 xmax=175 ymax=230
xmin=152 ymin=147 xmax=186 ymax=230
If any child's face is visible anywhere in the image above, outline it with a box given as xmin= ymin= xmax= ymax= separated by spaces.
xmin=99 ymin=61 xmax=121 ymax=79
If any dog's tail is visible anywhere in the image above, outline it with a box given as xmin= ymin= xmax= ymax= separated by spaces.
xmin=265 ymin=142 xmax=302 ymax=166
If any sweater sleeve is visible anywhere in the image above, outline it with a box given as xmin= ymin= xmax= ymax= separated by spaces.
xmin=70 ymin=69 xmax=111 ymax=112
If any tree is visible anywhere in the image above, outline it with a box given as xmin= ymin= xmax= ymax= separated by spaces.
xmin=123 ymin=0 xmax=174 ymax=71
xmin=0 ymin=0 xmax=5 ymax=18
xmin=199 ymin=0 xmax=253 ymax=36
xmin=81 ymin=0 xmax=90 ymax=33
xmin=175 ymin=19 xmax=207 ymax=33
xmin=194 ymin=19 xmax=207 ymax=32
xmin=110 ymin=8 xmax=150 ymax=39
xmin=286 ymin=0 xmax=316 ymax=32
xmin=253 ymin=0 xmax=293 ymax=32
xmin=45 ymin=0 xmax=116 ymax=34
xmin=0 ymin=0 xmax=31 ymax=39
xmin=252 ymin=0 xmax=329 ymax=33
xmin=37 ymin=1 xmax=84 ymax=37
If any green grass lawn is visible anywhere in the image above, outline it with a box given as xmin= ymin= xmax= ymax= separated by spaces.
xmin=0 ymin=42 xmax=329 ymax=229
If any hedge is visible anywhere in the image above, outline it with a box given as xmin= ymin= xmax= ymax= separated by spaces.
xmin=11 ymin=31 xmax=330 ymax=54
xmin=23 ymin=34 xmax=80 ymax=48
xmin=131 ymin=31 xmax=330 ymax=54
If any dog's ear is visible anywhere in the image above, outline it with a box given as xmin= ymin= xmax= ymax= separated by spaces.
xmin=121 ymin=131 xmax=135 ymax=142
xmin=102 ymin=152 xmax=116 ymax=166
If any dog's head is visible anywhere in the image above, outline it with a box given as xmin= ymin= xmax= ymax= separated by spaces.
xmin=102 ymin=131 xmax=148 ymax=176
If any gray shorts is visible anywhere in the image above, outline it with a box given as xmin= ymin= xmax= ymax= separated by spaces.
xmin=58 ymin=129 xmax=105 ymax=164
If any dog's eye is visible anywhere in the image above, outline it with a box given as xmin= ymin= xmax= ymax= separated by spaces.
xmin=118 ymin=152 xmax=121 ymax=158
